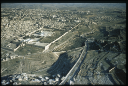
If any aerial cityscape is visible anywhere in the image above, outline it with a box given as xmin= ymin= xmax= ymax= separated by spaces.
xmin=1 ymin=3 xmax=126 ymax=85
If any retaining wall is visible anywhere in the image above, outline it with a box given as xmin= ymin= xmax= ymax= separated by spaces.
xmin=59 ymin=41 xmax=88 ymax=85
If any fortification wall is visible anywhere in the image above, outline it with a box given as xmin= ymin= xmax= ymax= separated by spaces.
xmin=14 ymin=42 xmax=26 ymax=52
xmin=44 ymin=23 xmax=80 ymax=51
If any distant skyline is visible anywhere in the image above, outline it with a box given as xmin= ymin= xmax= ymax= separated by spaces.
xmin=1 ymin=3 xmax=126 ymax=9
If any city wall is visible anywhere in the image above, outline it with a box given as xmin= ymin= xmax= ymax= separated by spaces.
xmin=14 ymin=42 xmax=26 ymax=52
xmin=14 ymin=23 xmax=80 ymax=52
xmin=59 ymin=40 xmax=88 ymax=85
xmin=44 ymin=23 xmax=80 ymax=51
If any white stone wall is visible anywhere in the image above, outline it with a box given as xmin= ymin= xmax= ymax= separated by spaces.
xmin=14 ymin=42 xmax=26 ymax=52
xmin=44 ymin=23 xmax=80 ymax=51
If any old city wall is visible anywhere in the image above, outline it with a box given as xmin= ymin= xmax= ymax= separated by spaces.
xmin=51 ymin=31 xmax=78 ymax=52
xmin=59 ymin=40 xmax=88 ymax=85
xmin=14 ymin=23 xmax=80 ymax=52
xmin=14 ymin=42 xmax=26 ymax=52
xmin=44 ymin=23 xmax=80 ymax=51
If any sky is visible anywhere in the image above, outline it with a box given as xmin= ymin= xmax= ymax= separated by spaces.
xmin=1 ymin=3 xmax=126 ymax=9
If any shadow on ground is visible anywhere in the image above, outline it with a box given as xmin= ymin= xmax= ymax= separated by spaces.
xmin=47 ymin=52 xmax=75 ymax=78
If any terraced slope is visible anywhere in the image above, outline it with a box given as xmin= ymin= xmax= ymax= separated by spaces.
xmin=69 ymin=50 xmax=126 ymax=85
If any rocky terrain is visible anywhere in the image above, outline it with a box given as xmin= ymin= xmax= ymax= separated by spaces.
xmin=1 ymin=3 xmax=126 ymax=85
